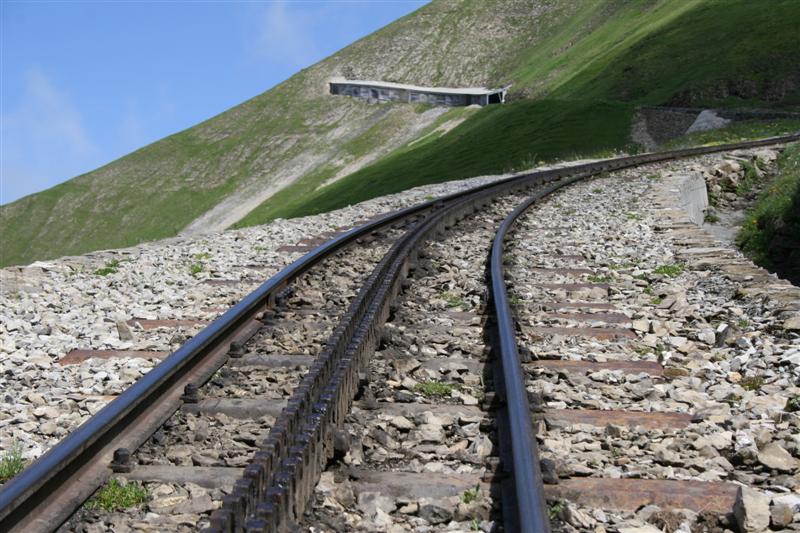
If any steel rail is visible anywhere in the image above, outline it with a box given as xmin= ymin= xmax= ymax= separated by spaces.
xmin=489 ymin=174 xmax=586 ymax=533
xmin=1 ymin=133 xmax=797 ymax=533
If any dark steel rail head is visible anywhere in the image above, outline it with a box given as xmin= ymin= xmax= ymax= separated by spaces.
xmin=1 ymin=133 xmax=797 ymax=531
xmin=490 ymin=192 xmax=555 ymax=533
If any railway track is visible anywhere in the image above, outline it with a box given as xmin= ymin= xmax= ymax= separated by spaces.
xmin=0 ymin=134 xmax=798 ymax=533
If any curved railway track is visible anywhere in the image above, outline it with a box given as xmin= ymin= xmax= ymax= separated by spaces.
xmin=0 ymin=134 xmax=797 ymax=533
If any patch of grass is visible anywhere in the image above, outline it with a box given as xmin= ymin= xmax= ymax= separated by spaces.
xmin=587 ymin=274 xmax=611 ymax=283
xmin=591 ymin=187 xmax=603 ymax=194
xmin=189 ymin=263 xmax=203 ymax=275
xmin=723 ymin=393 xmax=743 ymax=407
xmin=413 ymin=381 xmax=459 ymax=398
xmin=786 ymin=396 xmax=800 ymax=413
xmin=738 ymin=318 xmax=750 ymax=329
xmin=441 ymin=291 xmax=465 ymax=309
xmin=461 ymin=485 xmax=480 ymax=504
xmin=735 ymin=160 xmax=761 ymax=196
xmin=94 ymin=259 xmax=121 ymax=276
xmin=740 ymin=375 xmax=764 ymax=391
xmin=625 ymin=212 xmax=640 ymax=221
xmin=737 ymin=142 xmax=800 ymax=284
xmin=87 ymin=479 xmax=148 ymax=512
xmin=0 ymin=444 xmax=26 ymax=483
xmin=508 ymin=294 xmax=524 ymax=307
xmin=633 ymin=346 xmax=652 ymax=356
xmin=548 ymin=501 xmax=565 ymax=520
xmin=193 ymin=252 xmax=211 ymax=260
xmin=653 ymin=264 xmax=684 ymax=278
xmin=650 ymin=296 xmax=663 ymax=305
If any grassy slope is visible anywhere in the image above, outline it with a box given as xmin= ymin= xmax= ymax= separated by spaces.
xmin=237 ymin=0 xmax=800 ymax=224
xmin=548 ymin=0 xmax=800 ymax=106
xmin=236 ymin=99 xmax=634 ymax=223
xmin=737 ymin=142 xmax=800 ymax=284
xmin=0 ymin=72 xmax=342 ymax=265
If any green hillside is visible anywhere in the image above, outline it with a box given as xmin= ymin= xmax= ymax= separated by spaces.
xmin=3 ymin=0 xmax=800 ymax=266
xmin=237 ymin=0 xmax=800 ymax=224
xmin=235 ymin=99 xmax=635 ymax=224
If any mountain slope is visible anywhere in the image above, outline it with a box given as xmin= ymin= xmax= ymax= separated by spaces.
xmin=0 ymin=0 xmax=584 ymax=266
xmin=238 ymin=0 xmax=800 ymax=224
xmin=2 ymin=0 xmax=799 ymax=267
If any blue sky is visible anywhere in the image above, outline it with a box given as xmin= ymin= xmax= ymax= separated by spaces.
xmin=0 ymin=0 xmax=428 ymax=205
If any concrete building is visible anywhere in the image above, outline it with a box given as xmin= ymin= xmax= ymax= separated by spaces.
xmin=329 ymin=77 xmax=508 ymax=106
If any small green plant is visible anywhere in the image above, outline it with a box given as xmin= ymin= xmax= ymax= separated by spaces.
xmin=424 ymin=195 xmax=435 ymax=201
xmin=722 ymin=393 xmax=743 ymax=406
xmin=461 ymin=485 xmax=480 ymax=504
xmin=592 ymin=187 xmax=603 ymax=193
xmin=646 ymin=173 xmax=660 ymax=181
xmin=633 ymin=346 xmax=652 ymax=356
xmin=189 ymin=263 xmax=203 ymax=275
xmin=625 ymin=212 xmax=641 ymax=221
xmin=707 ymin=190 xmax=719 ymax=207
xmin=86 ymin=478 xmax=148 ymax=511
xmin=704 ymin=210 xmax=720 ymax=223
xmin=441 ymin=291 xmax=465 ymax=309
xmin=650 ymin=296 xmax=663 ymax=305
xmin=471 ymin=519 xmax=481 ymax=531
xmin=587 ymin=274 xmax=611 ymax=283
xmin=643 ymin=285 xmax=653 ymax=296
xmin=785 ymin=396 xmax=800 ymax=413
xmin=548 ymin=501 xmax=565 ymax=520
xmin=653 ymin=264 xmax=684 ymax=278
xmin=0 ymin=443 xmax=26 ymax=483
xmin=740 ymin=375 xmax=764 ymax=391
xmin=738 ymin=318 xmax=750 ymax=329
xmin=94 ymin=259 xmax=121 ymax=276
xmin=508 ymin=294 xmax=524 ymax=307
xmin=735 ymin=161 xmax=760 ymax=196
xmin=413 ymin=381 xmax=459 ymax=397
xmin=193 ymin=252 xmax=211 ymax=260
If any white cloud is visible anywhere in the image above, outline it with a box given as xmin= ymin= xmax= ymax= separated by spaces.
xmin=1 ymin=67 xmax=97 ymax=203
xmin=254 ymin=1 xmax=321 ymax=69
